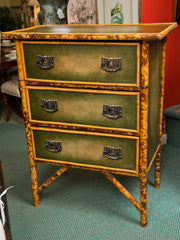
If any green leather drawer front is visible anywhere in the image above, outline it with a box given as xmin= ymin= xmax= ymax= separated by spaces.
xmin=22 ymin=42 xmax=140 ymax=86
xmin=32 ymin=128 xmax=139 ymax=172
xmin=28 ymin=87 xmax=139 ymax=132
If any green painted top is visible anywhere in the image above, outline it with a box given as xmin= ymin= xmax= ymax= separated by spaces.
xmin=2 ymin=23 xmax=177 ymax=41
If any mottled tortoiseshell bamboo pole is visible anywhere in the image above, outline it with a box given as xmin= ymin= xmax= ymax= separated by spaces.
xmin=15 ymin=40 xmax=40 ymax=207
xmin=37 ymin=166 xmax=68 ymax=194
xmin=139 ymin=41 xmax=149 ymax=227
xmin=103 ymin=171 xmax=141 ymax=212
xmin=155 ymin=38 xmax=167 ymax=189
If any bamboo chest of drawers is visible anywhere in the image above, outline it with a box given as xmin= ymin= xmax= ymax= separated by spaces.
xmin=2 ymin=23 xmax=177 ymax=227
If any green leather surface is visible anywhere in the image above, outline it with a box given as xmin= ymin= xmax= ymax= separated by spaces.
xmin=147 ymin=41 xmax=162 ymax=162
xmin=23 ymin=43 xmax=137 ymax=84
xmin=20 ymin=24 xmax=174 ymax=35
xmin=33 ymin=129 xmax=137 ymax=171
xmin=29 ymin=89 xmax=138 ymax=130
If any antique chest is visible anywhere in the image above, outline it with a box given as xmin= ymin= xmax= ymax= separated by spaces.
xmin=2 ymin=23 xmax=177 ymax=227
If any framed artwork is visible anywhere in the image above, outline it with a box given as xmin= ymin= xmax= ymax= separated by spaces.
xmin=21 ymin=0 xmax=68 ymax=28
xmin=67 ymin=0 xmax=97 ymax=24
xmin=97 ymin=0 xmax=141 ymax=24
xmin=38 ymin=0 xmax=68 ymax=25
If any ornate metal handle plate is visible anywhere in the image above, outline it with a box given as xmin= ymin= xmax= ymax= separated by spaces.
xmin=36 ymin=55 xmax=55 ymax=70
xmin=101 ymin=57 xmax=122 ymax=72
xmin=103 ymin=105 xmax=122 ymax=119
xmin=45 ymin=140 xmax=62 ymax=153
xmin=41 ymin=99 xmax=58 ymax=113
xmin=103 ymin=147 xmax=122 ymax=160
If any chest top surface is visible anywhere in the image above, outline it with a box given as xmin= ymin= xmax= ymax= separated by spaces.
xmin=2 ymin=23 xmax=177 ymax=41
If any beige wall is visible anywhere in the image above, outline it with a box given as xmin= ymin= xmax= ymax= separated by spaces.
xmin=0 ymin=0 xmax=10 ymax=7
xmin=0 ymin=0 xmax=21 ymax=7
xmin=10 ymin=0 xmax=21 ymax=7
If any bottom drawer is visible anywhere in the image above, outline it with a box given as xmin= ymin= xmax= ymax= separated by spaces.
xmin=32 ymin=128 xmax=139 ymax=173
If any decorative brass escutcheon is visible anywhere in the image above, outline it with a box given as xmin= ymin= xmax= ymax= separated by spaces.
xmin=41 ymin=99 xmax=58 ymax=113
xmin=101 ymin=57 xmax=122 ymax=72
xmin=103 ymin=146 xmax=122 ymax=160
xmin=36 ymin=55 xmax=55 ymax=70
xmin=102 ymin=105 xmax=122 ymax=119
xmin=45 ymin=140 xmax=62 ymax=153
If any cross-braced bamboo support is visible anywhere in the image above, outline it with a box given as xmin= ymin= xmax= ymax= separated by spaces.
xmin=154 ymin=150 xmax=161 ymax=189
xmin=103 ymin=171 xmax=141 ymax=212
xmin=37 ymin=166 xmax=68 ymax=194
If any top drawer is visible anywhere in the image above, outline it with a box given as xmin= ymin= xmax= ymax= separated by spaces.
xmin=22 ymin=41 xmax=140 ymax=88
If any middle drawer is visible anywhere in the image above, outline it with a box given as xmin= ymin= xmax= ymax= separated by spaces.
xmin=27 ymin=87 xmax=139 ymax=133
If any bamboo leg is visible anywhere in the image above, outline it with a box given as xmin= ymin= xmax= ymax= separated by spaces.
xmin=139 ymin=41 xmax=149 ymax=227
xmin=15 ymin=40 xmax=40 ymax=207
xmin=140 ymin=174 xmax=147 ymax=227
xmin=154 ymin=149 xmax=161 ymax=189
xmin=30 ymin=161 xmax=39 ymax=207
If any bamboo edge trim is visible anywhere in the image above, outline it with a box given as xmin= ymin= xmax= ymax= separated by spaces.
xmin=29 ymin=120 xmax=139 ymax=135
xmin=34 ymin=158 xmax=138 ymax=176
xmin=36 ymin=160 xmax=139 ymax=177
xmin=2 ymin=23 xmax=177 ymax=40
xmin=22 ymin=41 xmax=140 ymax=46
xmin=24 ymin=78 xmax=139 ymax=88
xmin=159 ymin=23 xmax=178 ymax=39
xmin=20 ymin=41 xmax=27 ymax=82
xmin=31 ymin=126 xmax=139 ymax=139
xmin=139 ymin=41 xmax=150 ymax=227
xmin=25 ymin=81 xmax=140 ymax=92
xmin=2 ymin=33 xmax=176 ymax=41
xmin=26 ymin=85 xmax=140 ymax=95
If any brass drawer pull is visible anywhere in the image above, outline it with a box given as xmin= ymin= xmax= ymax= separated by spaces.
xmin=103 ymin=146 xmax=122 ymax=160
xmin=41 ymin=99 xmax=58 ymax=113
xmin=101 ymin=57 xmax=122 ymax=72
xmin=103 ymin=105 xmax=122 ymax=119
xmin=45 ymin=140 xmax=62 ymax=153
xmin=36 ymin=55 xmax=55 ymax=70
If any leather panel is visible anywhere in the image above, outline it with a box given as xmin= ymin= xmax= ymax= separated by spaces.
xmin=147 ymin=41 xmax=162 ymax=162
xmin=28 ymin=88 xmax=138 ymax=131
xmin=23 ymin=42 xmax=138 ymax=85
xmin=33 ymin=129 xmax=138 ymax=171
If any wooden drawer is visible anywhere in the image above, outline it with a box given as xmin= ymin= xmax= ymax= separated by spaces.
xmin=22 ymin=41 xmax=140 ymax=88
xmin=27 ymin=87 xmax=140 ymax=133
xmin=32 ymin=128 xmax=139 ymax=173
